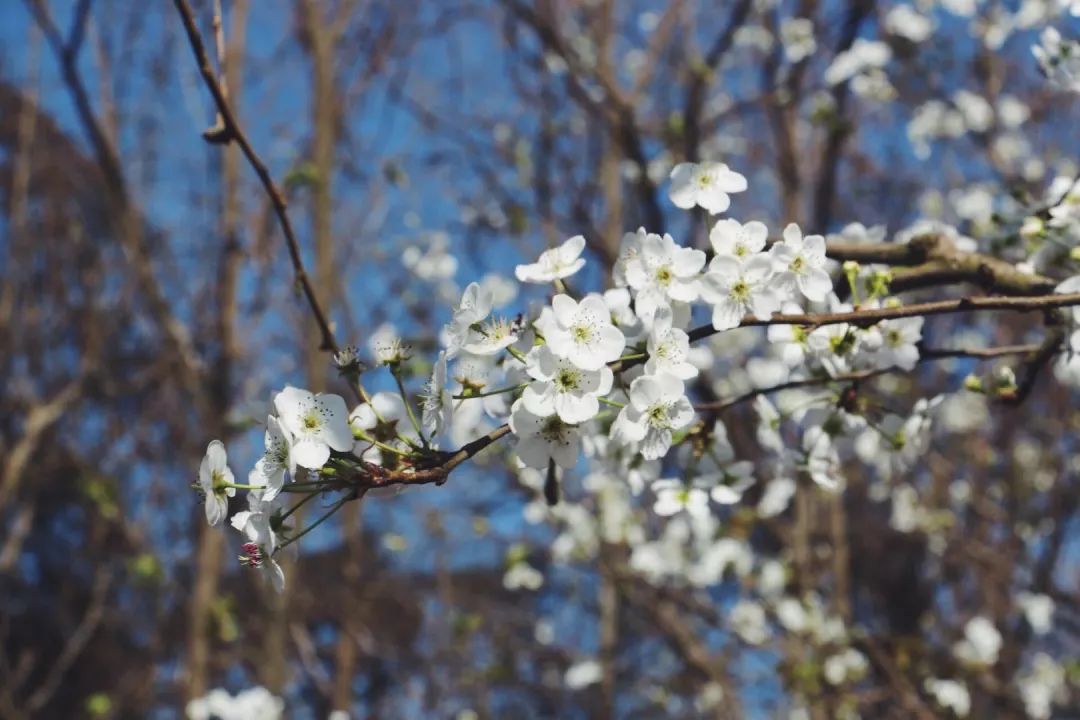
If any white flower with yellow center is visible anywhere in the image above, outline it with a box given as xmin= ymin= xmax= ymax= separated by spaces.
xmin=709 ymin=218 xmax=768 ymax=261
xmin=610 ymin=374 xmax=694 ymax=460
xmin=273 ymin=386 xmax=352 ymax=470
xmin=444 ymin=282 xmax=493 ymax=358
xmin=198 ymin=439 xmax=235 ymax=527
xmin=668 ymin=161 xmax=748 ymax=214
xmin=545 ymin=293 xmax=627 ymax=371
xmin=521 ymin=345 xmax=613 ymax=424
xmin=248 ymin=416 xmax=294 ymax=501
xmin=644 ymin=307 xmax=697 ymax=380
xmin=624 ymin=232 xmax=706 ymax=324
xmin=651 ymin=478 xmax=710 ymax=518
xmin=769 ymin=223 xmax=832 ymax=302
xmin=420 ymin=351 xmax=453 ymax=441
xmin=509 ymin=399 xmax=581 ymax=470
xmin=700 ymin=254 xmax=780 ymax=331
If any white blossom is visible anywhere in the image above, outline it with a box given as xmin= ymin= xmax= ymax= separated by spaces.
xmin=610 ymin=374 xmax=694 ymax=460
xmin=780 ymin=18 xmax=816 ymax=62
xmin=198 ymin=440 xmax=234 ymax=527
xmin=700 ymin=254 xmax=781 ymax=330
xmin=515 ymin=234 xmax=587 ymax=283
xmin=824 ymin=39 xmax=892 ymax=86
xmin=953 ymin=616 xmax=1002 ymax=666
xmin=644 ymin=307 xmax=698 ymax=380
xmin=651 ymin=478 xmax=710 ymax=519
xmin=1017 ymin=592 xmax=1055 ymax=635
xmin=247 ymin=416 xmax=293 ymax=502
xmin=769 ymin=223 xmax=832 ymax=302
xmin=873 ymin=316 xmax=923 ymax=370
xmin=709 ymin=218 xmax=768 ymax=261
xmin=521 ymin=345 xmax=613 ymax=424
xmin=509 ymin=399 xmax=581 ymax=470
xmin=444 ymin=282 xmax=494 ymax=357
xmin=1018 ymin=653 xmax=1066 ymax=720
xmin=273 ymin=386 xmax=352 ymax=470
xmin=421 ymin=351 xmax=453 ymax=440
xmin=624 ymin=231 xmax=706 ymax=324
xmin=668 ymin=161 xmax=748 ymax=214
xmin=545 ymin=293 xmax=627 ymax=370
xmin=925 ymin=678 xmax=971 ymax=718
xmin=231 ymin=490 xmax=285 ymax=593
xmin=729 ymin=600 xmax=770 ymax=644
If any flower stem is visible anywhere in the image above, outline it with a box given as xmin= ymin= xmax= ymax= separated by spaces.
xmin=598 ymin=397 xmax=626 ymax=408
xmin=353 ymin=430 xmax=412 ymax=458
xmin=392 ymin=368 xmax=428 ymax=447
xmin=276 ymin=492 xmax=353 ymax=552
xmin=277 ymin=489 xmax=319 ymax=524
xmin=453 ymin=382 xmax=528 ymax=400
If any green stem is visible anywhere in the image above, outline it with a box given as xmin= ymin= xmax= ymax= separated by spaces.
xmin=276 ymin=492 xmax=353 ymax=552
xmin=598 ymin=397 xmax=626 ymax=408
xmin=618 ymin=352 xmax=647 ymax=362
xmin=506 ymin=346 xmax=527 ymax=363
xmin=392 ymin=368 xmax=428 ymax=447
xmin=277 ymin=489 xmax=319 ymax=524
xmin=453 ymin=382 xmax=529 ymax=400
xmin=353 ymin=430 xmax=412 ymax=458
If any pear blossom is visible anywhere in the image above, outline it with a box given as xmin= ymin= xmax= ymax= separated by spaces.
xmin=953 ymin=616 xmax=1002 ymax=666
xmin=248 ymin=415 xmax=294 ymax=501
xmin=668 ymin=161 xmax=748 ymax=214
xmin=1033 ymin=28 xmax=1080 ymax=94
xmin=925 ymin=679 xmax=971 ymax=718
xmin=610 ymin=374 xmax=694 ymax=460
xmin=612 ymin=227 xmax=645 ymax=287
xmin=767 ymin=304 xmax=812 ymax=367
xmin=521 ymin=345 xmax=613 ymax=424
xmin=700 ymin=254 xmax=781 ymax=330
xmin=1017 ymin=592 xmax=1055 ymax=635
xmin=509 ymin=399 xmax=582 ymax=470
xmin=644 ymin=308 xmax=697 ymax=380
xmin=651 ymin=478 xmax=710 ymax=518
xmin=273 ymin=386 xmax=352 ymax=470
xmin=624 ymin=231 xmax=706 ymax=323
xmin=780 ymin=18 xmax=816 ymax=63
xmin=186 ymin=687 xmax=285 ymax=720
xmin=729 ymin=600 xmax=770 ymax=644
xmin=564 ymin=660 xmax=603 ymax=689
xmin=1018 ymin=653 xmax=1067 ymax=720
xmin=420 ymin=351 xmax=453 ymax=440
xmin=708 ymin=218 xmax=768 ymax=261
xmin=873 ymin=316 xmax=923 ymax=370
xmin=515 ymin=234 xmax=586 ymax=283
xmin=824 ymin=39 xmax=891 ymax=86
xmin=770 ymin=223 xmax=832 ymax=302
xmin=231 ymin=490 xmax=285 ymax=592
xmin=198 ymin=439 xmax=235 ymax=526
xmin=444 ymin=282 xmax=493 ymax=357
xmin=545 ymin=293 xmax=627 ymax=370
xmin=461 ymin=315 xmax=521 ymax=355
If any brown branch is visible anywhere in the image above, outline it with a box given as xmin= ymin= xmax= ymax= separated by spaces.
xmin=172 ymin=0 xmax=341 ymax=358
xmin=693 ymin=343 xmax=1043 ymax=413
xmin=827 ymin=234 xmax=1057 ymax=297
xmin=686 ymin=292 xmax=1080 ymax=345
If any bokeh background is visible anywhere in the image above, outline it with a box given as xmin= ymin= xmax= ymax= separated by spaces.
xmin=1 ymin=1 xmax=1078 ymax=718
